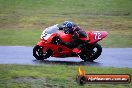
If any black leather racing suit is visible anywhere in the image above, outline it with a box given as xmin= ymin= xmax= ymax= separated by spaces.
xmin=61 ymin=26 xmax=89 ymax=52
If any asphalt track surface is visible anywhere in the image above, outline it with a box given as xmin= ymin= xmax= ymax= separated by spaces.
xmin=0 ymin=46 xmax=132 ymax=68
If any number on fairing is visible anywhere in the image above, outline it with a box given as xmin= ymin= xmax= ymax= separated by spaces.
xmin=94 ymin=32 xmax=101 ymax=39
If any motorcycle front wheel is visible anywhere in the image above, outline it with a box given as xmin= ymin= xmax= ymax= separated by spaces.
xmin=79 ymin=43 xmax=102 ymax=62
xmin=33 ymin=45 xmax=53 ymax=60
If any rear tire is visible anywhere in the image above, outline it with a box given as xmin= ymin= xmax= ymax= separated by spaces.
xmin=33 ymin=45 xmax=53 ymax=60
xmin=79 ymin=43 xmax=102 ymax=62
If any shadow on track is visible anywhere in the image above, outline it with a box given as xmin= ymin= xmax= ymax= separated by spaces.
xmin=33 ymin=60 xmax=101 ymax=66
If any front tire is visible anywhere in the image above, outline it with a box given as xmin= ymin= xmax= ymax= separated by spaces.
xmin=33 ymin=45 xmax=53 ymax=60
xmin=79 ymin=43 xmax=102 ymax=62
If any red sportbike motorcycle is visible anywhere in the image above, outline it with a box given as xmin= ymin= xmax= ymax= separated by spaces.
xmin=33 ymin=24 xmax=108 ymax=61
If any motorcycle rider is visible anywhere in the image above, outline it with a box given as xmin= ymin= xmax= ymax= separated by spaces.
xmin=58 ymin=21 xmax=89 ymax=54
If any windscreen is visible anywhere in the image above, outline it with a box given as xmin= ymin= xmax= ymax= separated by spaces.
xmin=44 ymin=24 xmax=59 ymax=34
xmin=41 ymin=24 xmax=59 ymax=40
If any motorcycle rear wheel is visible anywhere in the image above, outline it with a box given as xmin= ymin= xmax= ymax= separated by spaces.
xmin=79 ymin=43 xmax=102 ymax=62
xmin=33 ymin=45 xmax=53 ymax=60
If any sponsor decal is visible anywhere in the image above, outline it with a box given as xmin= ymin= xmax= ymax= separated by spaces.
xmin=76 ymin=66 xmax=131 ymax=85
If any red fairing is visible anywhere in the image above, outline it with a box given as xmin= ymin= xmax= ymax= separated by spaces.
xmin=35 ymin=29 xmax=108 ymax=57
xmin=47 ymin=33 xmax=58 ymax=43
xmin=37 ymin=31 xmax=73 ymax=57
xmin=73 ymin=48 xmax=81 ymax=54
xmin=59 ymin=31 xmax=72 ymax=42
xmin=88 ymin=31 xmax=108 ymax=44
xmin=37 ymin=40 xmax=46 ymax=46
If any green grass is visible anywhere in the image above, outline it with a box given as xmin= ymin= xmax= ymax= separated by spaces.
xmin=0 ymin=1 xmax=131 ymax=88
xmin=0 ymin=0 xmax=132 ymax=47
xmin=0 ymin=28 xmax=41 ymax=46
xmin=0 ymin=64 xmax=131 ymax=88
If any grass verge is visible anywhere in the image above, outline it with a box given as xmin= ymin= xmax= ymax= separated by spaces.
xmin=0 ymin=0 xmax=132 ymax=47
xmin=0 ymin=64 xmax=132 ymax=88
